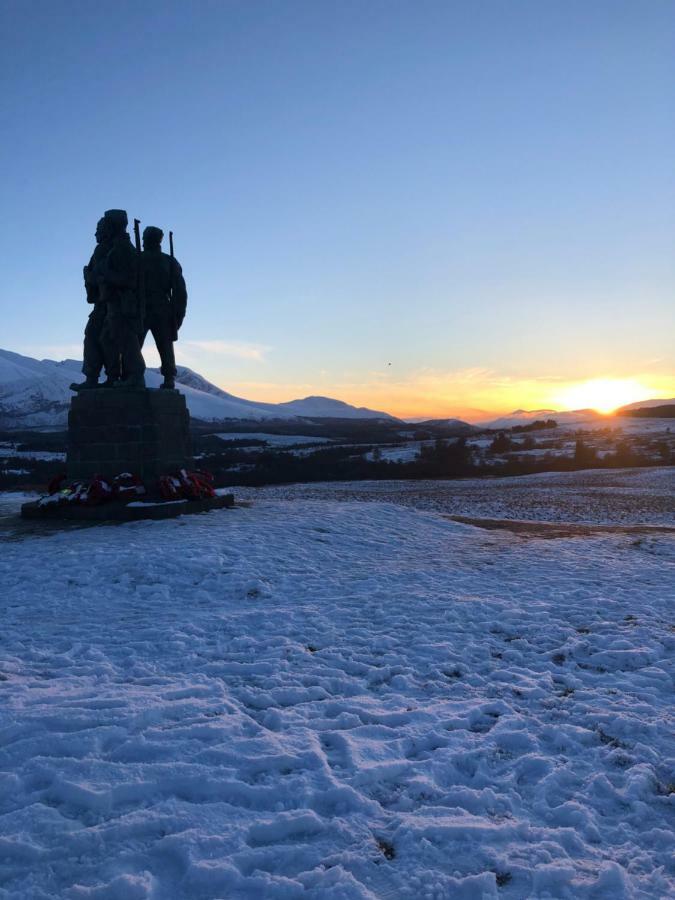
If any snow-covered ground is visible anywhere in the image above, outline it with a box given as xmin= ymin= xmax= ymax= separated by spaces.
xmin=365 ymin=444 xmax=424 ymax=463
xmin=232 ymin=467 xmax=675 ymax=527
xmin=610 ymin=417 xmax=675 ymax=436
xmin=0 ymin=444 xmax=65 ymax=463
xmin=0 ymin=479 xmax=674 ymax=899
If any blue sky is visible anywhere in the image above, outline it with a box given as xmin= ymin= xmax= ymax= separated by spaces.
xmin=1 ymin=0 xmax=673 ymax=416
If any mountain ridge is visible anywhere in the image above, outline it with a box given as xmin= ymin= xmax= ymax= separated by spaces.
xmin=616 ymin=398 xmax=675 ymax=412
xmin=478 ymin=408 xmax=600 ymax=429
xmin=2 ymin=348 xmax=671 ymax=430
xmin=0 ymin=349 xmax=398 ymax=429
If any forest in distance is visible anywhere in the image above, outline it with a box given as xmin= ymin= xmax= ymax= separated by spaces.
xmin=1 ymin=413 xmax=673 ymax=492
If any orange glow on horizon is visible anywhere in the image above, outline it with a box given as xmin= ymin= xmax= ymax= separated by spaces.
xmin=194 ymin=363 xmax=675 ymax=423
xmin=550 ymin=378 xmax=654 ymax=415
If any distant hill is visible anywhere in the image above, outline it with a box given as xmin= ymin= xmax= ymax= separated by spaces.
xmin=616 ymin=398 xmax=675 ymax=415
xmin=405 ymin=417 xmax=475 ymax=434
xmin=0 ymin=349 xmax=398 ymax=430
xmin=618 ymin=397 xmax=675 ymax=410
xmin=479 ymin=408 xmax=601 ymax=429
xmin=477 ymin=398 xmax=675 ymax=429
xmin=274 ymin=396 xmax=395 ymax=420
xmin=618 ymin=404 xmax=675 ymax=419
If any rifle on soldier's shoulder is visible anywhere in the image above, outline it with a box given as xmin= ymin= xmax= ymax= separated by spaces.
xmin=169 ymin=230 xmax=178 ymax=342
xmin=133 ymin=218 xmax=145 ymax=329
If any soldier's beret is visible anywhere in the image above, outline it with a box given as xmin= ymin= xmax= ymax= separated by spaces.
xmin=104 ymin=209 xmax=128 ymax=227
xmin=143 ymin=226 xmax=164 ymax=243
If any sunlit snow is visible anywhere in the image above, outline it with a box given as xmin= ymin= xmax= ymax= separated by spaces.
xmin=0 ymin=477 xmax=673 ymax=898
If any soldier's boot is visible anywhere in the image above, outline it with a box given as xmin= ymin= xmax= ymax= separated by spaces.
xmin=160 ymin=377 xmax=175 ymax=390
xmin=113 ymin=374 xmax=146 ymax=390
xmin=102 ymin=377 xmax=118 ymax=388
xmin=70 ymin=376 xmax=99 ymax=392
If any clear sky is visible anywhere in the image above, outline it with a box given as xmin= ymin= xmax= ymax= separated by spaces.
xmin=1 ymin=0 xmax=673 ymax=418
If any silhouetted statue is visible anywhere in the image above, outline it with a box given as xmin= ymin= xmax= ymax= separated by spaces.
xmin=70 ymin=217 xmax=121 ymax=391
xmin=141 ymin=226 xmax=187 ymax=390
xmin=99 ymin=209 xmax=146 ymax=389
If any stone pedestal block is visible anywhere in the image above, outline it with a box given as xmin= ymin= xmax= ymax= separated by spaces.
xmin=66 ymin=388 xmax=193 ymax=483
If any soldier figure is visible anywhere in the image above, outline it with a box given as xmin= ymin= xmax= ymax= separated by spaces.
xmin=99 ymin=209 xmax=146 ymax=389
xmin=141 ymin=226 xmax=187 ymax=390
xmin=70 ymin=217 xmax=120 ymax=391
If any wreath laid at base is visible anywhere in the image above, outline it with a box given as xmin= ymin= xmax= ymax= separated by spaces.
xmin=39 ymin=469 xmax=217 ymax=508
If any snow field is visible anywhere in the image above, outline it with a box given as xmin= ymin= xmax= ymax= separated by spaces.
xmin=0 ymin=499 xmax=674 ymax=898
xmin=230 ymin=467 xmax=675 ymax=527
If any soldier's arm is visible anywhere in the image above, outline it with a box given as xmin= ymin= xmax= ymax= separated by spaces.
xmin=84 ymin=277 xmax=97 ymax=303
xmin=103 ymin=244 xmax=137 ymax=290
xmin=173 ymin=261 xmax=187 ymax=304
xmin=83 ymin=253 xmax=98 ymax=302
xmin=83 ymin=251 xmax=97 ymax=286
xmin=172 ymin=260 xmax=188 ymax=325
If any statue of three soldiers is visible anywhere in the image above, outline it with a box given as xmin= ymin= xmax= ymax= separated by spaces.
xmin=71 ymin=208 xmax=187 ymax=391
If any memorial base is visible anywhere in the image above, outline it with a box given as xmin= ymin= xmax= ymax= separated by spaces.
xmin=20 ymin=386 xmax=234 ymax=520
xmin=66 ymin=387 xmax=193 ymax=492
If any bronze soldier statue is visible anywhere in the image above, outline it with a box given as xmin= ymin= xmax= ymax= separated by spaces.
xmin=70 ymin=217 xmax=121 ymax=391
xmin=99 ymin=209 xmax=146 ymax=389
xmin=140 ymin=226 xmax=187 ymax=389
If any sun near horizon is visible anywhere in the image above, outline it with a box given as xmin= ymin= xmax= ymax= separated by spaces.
xmin=549 ymin=377 xmax=661 ymax=416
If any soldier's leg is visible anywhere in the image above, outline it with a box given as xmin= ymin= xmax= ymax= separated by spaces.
xmin=72 ymin=306 xmax=106 ymax=389
xmin=104 ymin=308 xmax=142 ymax=388
xmin=151 ymin=314 xmax=176 ymax=381
xmin=99 ymin=315 xmax=121 ymax=383
xmin=102 ymin=341 xmax=121 ymax=382
xmin=116 ymin=316 xmax=146 ymax=387
xmin=100 ymin=307 xmax=123 ymax=382
xmin=82 ymin=306 xmax=106 ymax=379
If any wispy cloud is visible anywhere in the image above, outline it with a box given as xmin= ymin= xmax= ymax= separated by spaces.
xmin=181 ymin=340 xmax=271 ymax=362
xmin=17 ymin=343 xmax=83 ymax=361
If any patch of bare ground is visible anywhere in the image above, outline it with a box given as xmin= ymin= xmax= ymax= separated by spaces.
xmin=447 ymin=515 xmax=675 ymax=539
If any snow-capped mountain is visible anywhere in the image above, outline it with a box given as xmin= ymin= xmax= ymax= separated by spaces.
xmin=0 ymin=349 xmax=397 ymax=429
xmin=478 ymin=408 xmax=602 ymax=429
xmin=171 ymin=372 xmax=395 ymax=420
xmin=274 ymin=395 xmax=393 ymax=419
xmin=0 ymin=352 xmax=81 ymax=429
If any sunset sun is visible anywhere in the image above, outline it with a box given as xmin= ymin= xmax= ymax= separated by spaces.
xmin=553 ymin=378 xmax=652 ymax=415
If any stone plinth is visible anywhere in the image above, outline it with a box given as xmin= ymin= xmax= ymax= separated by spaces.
xmin=67 ymin=388 xmax=193 ymax=483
